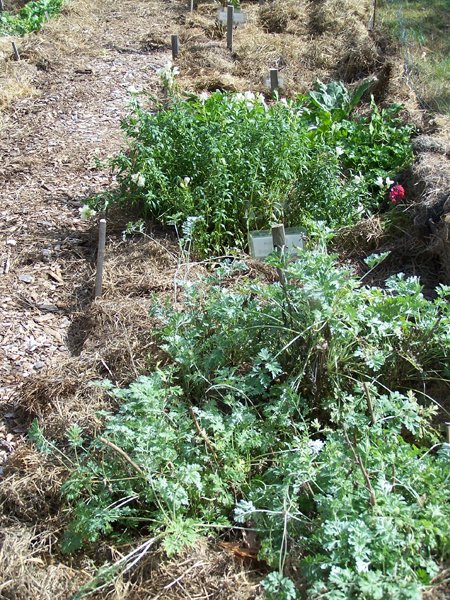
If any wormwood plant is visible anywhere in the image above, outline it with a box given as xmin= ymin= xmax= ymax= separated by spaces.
xmin=30 ymin=252 xmax=450 ymax=598
xmin=0 ymin=0 xmax=63 ymax=36
xmin=98 ymin=85 xmax=413 ymax=256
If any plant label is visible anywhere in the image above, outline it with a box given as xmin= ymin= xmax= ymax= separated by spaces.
xmin=249 ymin=227 xmax=304 ymax=259
xmin=217 ymin=9 xmax=247 ymax=24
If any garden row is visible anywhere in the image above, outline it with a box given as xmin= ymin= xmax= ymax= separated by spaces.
xmin=23 ymin=1 xmax=450 ymax=598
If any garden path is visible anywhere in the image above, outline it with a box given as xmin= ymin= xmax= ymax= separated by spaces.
xmin=0 ymin=0 xmax=178 ymax=466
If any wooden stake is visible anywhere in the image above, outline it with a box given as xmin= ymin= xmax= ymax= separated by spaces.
xmin=368 ymin=0 xmax=377 ymax=31
xmin=12 ymin=42 xmax=20 ymax=61
xmin=446 ymin=423 xmax=450 ymax=445
xmin=226 ymin=4 xmax=234 ymax=51
xmin=171 ymin=34 xmax=179 ymax=59
xmin=272 ymin=223 xmax=286 ymax=252
xmin=270 ymin=68 xmax=279 ymax=94
xmin=0 ymin=0 xmax=4 ymax=12
xmin=94 ymin=219 xmax=107 ymax=298
xmin=272 ymin=223 xmax=287 ymax=285
xmin=188 ymin=0 xmax=194 ymax=12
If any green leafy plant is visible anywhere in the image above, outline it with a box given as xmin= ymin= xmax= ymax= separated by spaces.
xmin=0 ymin=0 xmax=63 ymax=36
xmin=93 ymin=87 xmax=413 ymax=256
xmin=31 ymin=253 xmax=450 ymax=598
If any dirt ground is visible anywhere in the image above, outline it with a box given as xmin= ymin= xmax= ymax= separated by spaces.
xmin=0 ymin=0 xmax=449 ymax=598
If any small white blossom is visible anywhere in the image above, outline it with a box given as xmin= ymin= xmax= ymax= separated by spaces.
xmin=353 ymin=174 xmax=362 ymax=184
xmin=199 ymin=91 xmax=209 ymax=102
xmin=336 ymin=146 xmax=344 ymax=156
xmin=257 ymin=93 xmax=268 ymax=110
xmin=79 ymin=205 xmax=96 ymax=220
xmin=157 ymin=61 xmax=179 ymax=90
xmin=375 ymin=176 xmax=384 ymax=187
xmin=131 ymin=173 xmax=145 ymax=187
xmin=279 ymin=97 xmax=288 ymax=106
xmin=308 ymin=439 xmax=324 ymax=454
xmin=385 ymin=176 xmax=394 ymax=187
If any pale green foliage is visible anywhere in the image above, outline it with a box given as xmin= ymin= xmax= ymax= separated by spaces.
xmin=31 ymin=252 xmax=450 ymax=598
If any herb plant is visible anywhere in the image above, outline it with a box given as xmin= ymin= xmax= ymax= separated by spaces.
xmin=31 ymin=252 xmax=450 ymax=598
xmin=98 ymin=84 xmax=413 ymax=256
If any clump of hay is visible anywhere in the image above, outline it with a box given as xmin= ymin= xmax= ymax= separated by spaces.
xmin=18 ymin=358 xmax=109 ymax=440
xmin=333 ymin=22 xmax=381 ymax=81
xmin=411 ymin=150 xmax=450 ymax=283
xmin=333 ymin=215 xmax=386 ymax=257
xmin=0 ymin=525 xmax=88 ymax=600
xmin=259 ymin=0 xmax=307 ymax=35
xmin=309 ymin=0 xmax=371 ymax=36
xmin=0 ymin=446 xmax=66 ymax=522
xmin=85 ymin=538 xmax=265 ymax=599
xmin=412 ymin=152 xmax=450 ymax=234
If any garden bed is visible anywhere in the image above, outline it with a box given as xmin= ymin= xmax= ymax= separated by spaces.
xmin=1 ymin=1 xmax=449 ymax=599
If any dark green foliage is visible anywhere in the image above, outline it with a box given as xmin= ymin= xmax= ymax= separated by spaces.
xmin=98 ymin=85 xmax=413 ymax=256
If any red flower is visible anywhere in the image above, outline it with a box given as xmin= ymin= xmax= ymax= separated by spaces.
xmin=389 ymin=183 xmax=405 ymax=204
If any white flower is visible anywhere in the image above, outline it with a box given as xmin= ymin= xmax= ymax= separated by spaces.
xmin=308 ymin=439 xmax=324 ymax=454
xmin=157 ymin=61 xmax=179 ymax=90
xmin=257 ymin=93 xmax=268 ymax=110
xmin=375 ymin=176 xmax=384 ymax=187
xmin=385 ymin=176 xmax=394 ymax=187
xmin=131 ymin=173 xmax=146 ymax=187
xmin=137 ymin=174 xmax=146 ymax=188
xmin=280 ymin=97 xmax=288 ymax=106
xmin=336 ymin=146 xmax=344 ymax=156
xmin=199 ymin=91 xmax=209 ymax=102
xmin=184 ymin=176 xmax=191 ymax=185
xmin=79 ymin=205 xmax=96 ymax=220
xmin=353 ymin=174 xmax=362 ymax=184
